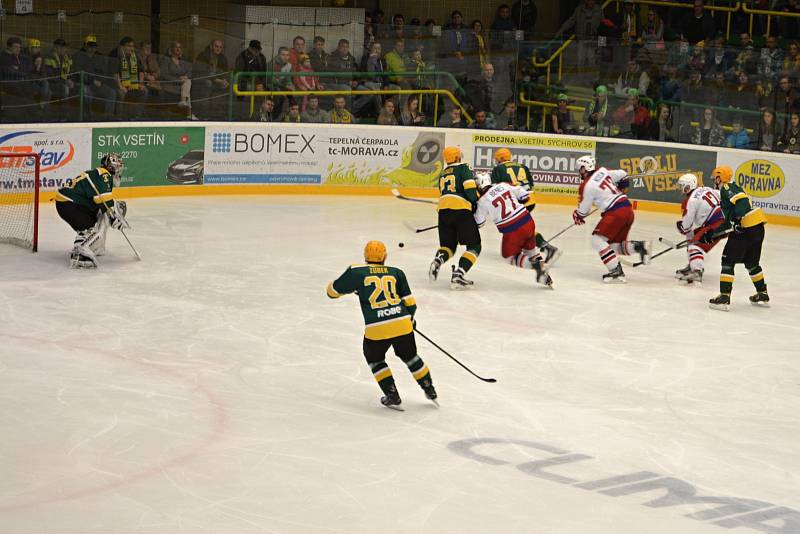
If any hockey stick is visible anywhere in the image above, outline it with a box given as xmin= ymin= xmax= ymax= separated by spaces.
xmin=544 ymin=208 xmax=598 ymax=243
xmin=86 ymin=178 xmax=141 ymax=261
xmin=414 ymin=327 xmax=497 ymax=383
xmin=391 ymin=188 xmax=438 ymax=205
xmin=403 ymin=220 xmax=438 ymax=233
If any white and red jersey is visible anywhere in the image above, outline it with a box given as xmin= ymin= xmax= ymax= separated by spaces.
xmin=680 ymin=187 xmax=723 ymax=232
xmin=474 ymin=182 xmax=532 ymax=233
xmin=575 ymin=167 xmax=631 ymax=217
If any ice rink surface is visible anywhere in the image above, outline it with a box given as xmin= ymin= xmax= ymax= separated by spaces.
xmin=1 ymin=195 xmax=799 ymax=534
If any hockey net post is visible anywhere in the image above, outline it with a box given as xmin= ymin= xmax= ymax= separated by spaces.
xmin=0 ymin=152 xmax=40 ymax=252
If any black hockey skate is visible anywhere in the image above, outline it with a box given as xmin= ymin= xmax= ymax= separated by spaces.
xmin=420 ymin=378 xmax=439 ymax=407
xmin=749 ymin=291 xmax=770 ymax=307
xmin=532 ymin=258 xmax=553 ymax=288
xmin=678 ymin=268 xmax=703 ymax=284
xmin=542 ymin=243 xmax=562 ymax=268
xmin=602 ymin=264 xmax=626 ymax=283
xmin=450 ymin=266 xmax=474 ymax=290
xmin=675 ymin=265 xmax=691 ymax=279
xmin=632 ymin=240 xmax=652 ymax=265
xmin=380 ymin=386 xmax=403 ymax=411
xmin=428 ymin=258 xmax=442 ymax=282
xmin=709 ymin=293 xmax=731 ymax=312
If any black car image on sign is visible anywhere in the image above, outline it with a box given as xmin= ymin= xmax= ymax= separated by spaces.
xmin=166 ymin=150 xmax=204 ymax=184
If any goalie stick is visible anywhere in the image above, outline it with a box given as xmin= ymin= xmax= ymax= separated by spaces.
xmin=391 ymin=188 xmax=437 ymax=205
xmin=86 ymin=178 xmax=141 ymax=261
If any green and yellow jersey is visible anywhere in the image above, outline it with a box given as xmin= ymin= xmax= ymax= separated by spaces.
xmin=491 ymin=161 xmax=535 ymax=210
xmin=720 ymin=182 xmax=767 ymax=230
xmin=327 ymin=264 xmax=417 ymax=340
xmin=438 ymin=162 xmax=478 ymax=212
xmin=55 ymin=167 xmax=115 ymax=212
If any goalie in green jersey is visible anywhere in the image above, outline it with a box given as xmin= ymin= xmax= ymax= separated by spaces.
xmin=327 ymin=241 xmax=438 ymax=410
xmin=490 ymin=148 xmax=561 ymax=266
xmin=702 ymin=166 xmax=769 ymax=311
xmin=54 ymin=153 xmax=130 ymax=269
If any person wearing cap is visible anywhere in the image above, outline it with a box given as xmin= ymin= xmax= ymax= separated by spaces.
xmin=109 ymin=36 xmax=146 ymax=118
xmin=584 ymin=84 xmax=609 ymax=136
xmin=234 ymin=39 xmax=267 ymax=92
xmin=550 ymin=93 xmax=574 ymax=134
xmin=72 ymin=34 xmax=116 ymax=119
xmin=26 ymin=38 xmax=42 ymax=58
xmin=612 ymin=87 xmax=651 ymax=139
xmin=45 ymin=38 xmax=74 ymax=103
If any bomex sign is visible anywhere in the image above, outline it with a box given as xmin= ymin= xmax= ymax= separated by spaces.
xmin=210 ymin=132 xmax=315 ymax=154
xmin=449 ymin=438 xmax=799 ymax=533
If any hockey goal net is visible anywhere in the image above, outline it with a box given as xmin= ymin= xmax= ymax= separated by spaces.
xmin=0 ymin=153 xmax=40 ymax=252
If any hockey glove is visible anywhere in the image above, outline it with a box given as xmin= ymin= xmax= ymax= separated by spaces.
xmin=572 ymin=210 xmax=586 ymax=225
xmin=731 ymin=219 xmax=744 ymax=234
xmin=108 ymin=207 xmax=131 ymax=231
xmin=698 ymin=230 xmax=716 ymax=244
xmin=617 ymin=178 xmax=630 ymax=192
xmin=676 ymin=220 xmax=688 ymax=234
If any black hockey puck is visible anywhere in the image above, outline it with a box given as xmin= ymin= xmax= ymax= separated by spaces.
xmin=398 ymin=242 xmax=405 ymax=248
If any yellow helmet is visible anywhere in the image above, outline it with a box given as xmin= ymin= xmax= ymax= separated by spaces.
xmin=364 ymin=240 xmax=387 ymax=264
xmin=443 ymin=146 xmax=462 ymax=164
xmin=28 ymin=38 xmax=41 ymax=48
xmin=712 ymin=165 xmax=733 ymax=185
xmin=493 ymin=148 xmax=512 ymax=163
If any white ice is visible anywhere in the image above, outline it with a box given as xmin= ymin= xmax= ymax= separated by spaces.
xmin=1 ymin=195 xmax=799 ymax=534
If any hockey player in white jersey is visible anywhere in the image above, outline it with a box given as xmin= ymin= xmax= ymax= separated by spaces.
xmin=674 ymin=173 xmax=724 ymax=283
xmin=474 ymin=173 xmax=553 ymax=287
xmin=572 ymin=155 xmax=651 ymax=282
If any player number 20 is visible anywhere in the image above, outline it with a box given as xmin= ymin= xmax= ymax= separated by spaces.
xmin=364 ymin=275 xmax=401 ymax=309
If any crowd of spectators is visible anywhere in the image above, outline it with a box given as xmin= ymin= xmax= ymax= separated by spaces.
xmin=0 ymin=0 xmax=799 ymax=154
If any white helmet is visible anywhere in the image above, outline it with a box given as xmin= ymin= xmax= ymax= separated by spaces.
xmin=677 ymin=173 xmax=697 ymax=194
xmin=475 ymin=172 xmax=492 ymax=193
xmin=576 ymin=155 xmax=596 ymax=174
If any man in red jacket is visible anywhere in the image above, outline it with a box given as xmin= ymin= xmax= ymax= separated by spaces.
xmin=612 ymin=88 xmax=651 ymax=139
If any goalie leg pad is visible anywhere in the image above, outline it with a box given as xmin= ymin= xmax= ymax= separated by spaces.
xmin=90 ymin=211 xmax=110 ymax=256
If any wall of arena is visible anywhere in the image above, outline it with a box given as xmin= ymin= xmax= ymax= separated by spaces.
xmin=2 ymin=122 xmax=799 ymax=227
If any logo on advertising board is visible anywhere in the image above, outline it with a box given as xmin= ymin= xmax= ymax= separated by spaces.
xmin=595 ymin=143 xmax=717 ymax=203
xmin=734 ymin=159 xmax=785 ymax=198
xmin=211 ymin=133 xmax=231 ymax=153
xmin=0 ymin=130 xmax=75 ymax=172
xmin=0 ymin=128 xmax=91 ymax=192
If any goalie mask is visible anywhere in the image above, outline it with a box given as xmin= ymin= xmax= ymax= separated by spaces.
xmin=101 ymin=153 xmax=124 ymax=182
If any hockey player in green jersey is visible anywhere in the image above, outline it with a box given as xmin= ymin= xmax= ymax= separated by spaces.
xmin=327 ymin=240 xmax=437 ymax=409
xmin=55 ymin=153 xmax=130 ymax=268
xmin=429 ymin=146 xmax=482 ymax=289
xmin=702 ymin=166 xmax=769 ymax=311
xmin=490 ymin=148 xmax=561 ymax=266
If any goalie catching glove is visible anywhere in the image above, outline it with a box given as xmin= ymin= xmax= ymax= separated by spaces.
xmin=108 ymin=203 xmax=130 ymax=231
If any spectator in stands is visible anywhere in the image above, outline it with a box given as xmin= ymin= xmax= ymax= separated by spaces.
xmin=725 ymin=117 xmax=750 ymax=149
xmin=468 ymin=109 xmax=495 ymax=129
xmin=758 ymin=35 xmax=784 ymax=84
xmin=784 ymin=41 xmax=800 ymax=76
xmin=160 ymin=41 xmax=192 ymax=110
xmin=236 ymin=40 xmax=267 ymax=92
xmin=385 ymin=13 xmax=407 ymax=47
xmin=584 ymin=84 xmax=609 ymax=136
xmin=309 ymin=36 xmax=328 ymax=74
xmin=755 ymin=109 xmax=780 ymax=151
xmin=363 ymin=13 xmax=377 ymax=58
xmin=691 ymin=107 xmax=725 ymax=146
xmin=301 ymin=94 xmax=330 ymax=123
xmin=110 ymin=36 xmax=147 ymax=118
xmin=777 ymin=112 xmax=800 ymax=153
xmin=288 ymin=36 xmax=306 ymax=70
xmin=72 ymin=35 xmax=116 ymax=120
xmin=283 ymin=101 xmax=302 ymax=123
xmin=192 ymin=39 xmax=230 ymax=120
xmin=682 ymin=69 xmax=706 ymax=118
xmin=465 ymin=62 xmax=502 ymax=115
xmin=44 ymin=38 xmax=73 ymax=103
xmin=641 ymin=8 xmax=665 ymax=54
xmin=773 ymin=75 xmax=800 ymax=135
xmin=756 ymin=76 xmax=775 ymax=109
xmin=732 ymin=32 xmax=758 ymax=76
xmin=512 ymin=0 xmax=538 ymax=40
xmin=550 ymin=93 xmax=574 ymax=134
xmin=646 ymin=103 xmax=677 ymax=141
xmin=489 ymin=5 xmax=515 ymax=85
xmin=666 ymin=35 xmax=691 ymax=74
xmin=612 ymin=88 xmax=651 ymax=139
xmin=613 ymin=58 xmax=650 ymax=98
xmin=495 ymin=98 xmax=519 ymax=130
xmin=703 ymin=71 xmax=728 ymax=116
xmin=29 ymin=53 xmax=51 ymax=112
xmin=609 ymin=0 xmax=639 ymax=47
xmin=659 ymin=64 xmax=682 ymax=102
xmin=557 ymin=0 xmax=604 ymax=69
xmin=26 ymin=38 xmax=41 ymax=59
xmin=330 ymin=94 xmax=356 ymax=123
xmin=138 ymin=40 xmax=161 ymax=98
xmin=687 ymin=41 xmax=707 ymax=74
xmin=681 ymin=0 xmax=715 ymax=45
xmin=442 ymin=10 xmax=470 ymax=82
xmin=401 ymin=94 xmax=426 ymax=126
xmin=327 ymin=39 xmax=358 ymax=95
xmin=354 ymin=41 xmax=387 ymax=116
xmin=377 ymin=98 xmax=399 ymax=125
xmin=384 ymin=39 xmax=410 ymax=87
xmin=438 ymin=106 xmax=467 ymax=128
xmin=409 ymin=48 xmax=429 ymax=90
xmin=294 ymin=53 xmax=321 ymax=111
xmin=776 ymin=0 xmax=800 ymax=39
xmin=705 ymin=35 xmax=735 ymax=76
xmin=0 ymin=36 xmax=30 ymax=82
xmin=467 ymin=20 xmax=490 ymax=81
xmin=252 ymin=97 xmax=280 ymax=122
xmin=729 ymin=70 xmax=758 ymax=119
